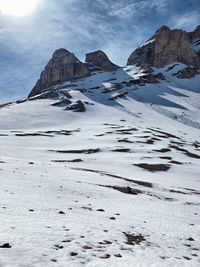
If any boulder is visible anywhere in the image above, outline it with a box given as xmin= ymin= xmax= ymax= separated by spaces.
xmin=65 ymin=100 xmax=86 ymax=112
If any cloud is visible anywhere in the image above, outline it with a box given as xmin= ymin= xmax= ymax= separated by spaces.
xmin=172 ymin=11 xmax=200 ymax=31
xmin=96 ymin=0 xmax=168 ymax=19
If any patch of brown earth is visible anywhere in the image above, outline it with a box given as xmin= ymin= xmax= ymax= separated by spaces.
xmin=123 ymin=233 xmax=146 ymax=245
xmin=134 ymin=163 xmax=171 ymax=172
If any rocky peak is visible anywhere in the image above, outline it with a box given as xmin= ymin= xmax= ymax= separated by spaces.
xmin=28 ymin=49 xmax=89 ymax=98
xmin=189 ymin=25 xmax=200 ymax=41
xmin=52 ymin=48 xmax=71 ymax=58
xmin=85 ymin=50 xmax=118 ymax=72
xmin=127 ymin=25 xmax=200 ymax=68
xmin=155 ymin=25 xmax=170 ymax=34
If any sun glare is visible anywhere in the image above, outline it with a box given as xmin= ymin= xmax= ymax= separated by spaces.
xmin=0 ymin=0 xmax=39 ymax=17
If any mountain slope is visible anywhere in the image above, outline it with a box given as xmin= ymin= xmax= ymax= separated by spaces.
xmin=0 ymin=25 xmax=200 ymax=267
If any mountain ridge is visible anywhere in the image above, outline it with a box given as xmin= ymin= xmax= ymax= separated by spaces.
xmin=28 ymin=25 xmax=200 ymax=98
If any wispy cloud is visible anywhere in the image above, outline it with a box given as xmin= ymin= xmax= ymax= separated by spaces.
xmin=96 ymin=0 xmax=168 ymax=19
xmin=172 ymin=11 xmax=200 ymax=31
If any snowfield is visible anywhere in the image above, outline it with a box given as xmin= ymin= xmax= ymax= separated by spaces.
xmin=0 ymin=64 xmax=200 ymax=266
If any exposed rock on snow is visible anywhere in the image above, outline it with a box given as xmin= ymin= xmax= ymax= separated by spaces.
xmin=65 ymin=100 xmax=86 ymax=112
xmin=173 ymin=66 xmax=200 ymax=79
xmin=1 ymin=25 xmax=200 ymax=267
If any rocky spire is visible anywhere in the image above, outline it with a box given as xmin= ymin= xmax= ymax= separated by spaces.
xmin=127 ymin=25 xmax=200 ymax=68
xmin=85 ymin=50 xmax=118 ymax=72
xmin=29 ymin=48 xmax=89 ymax=98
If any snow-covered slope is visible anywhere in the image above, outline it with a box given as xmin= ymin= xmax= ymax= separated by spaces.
xmin=0 ymin=64 xmax=200 ymax=267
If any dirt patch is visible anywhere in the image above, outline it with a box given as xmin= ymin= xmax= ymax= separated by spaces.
xmin=148 ymin=128 xmax=180 ymax=139
xmin=137 ymin=139 xmax=154 ymax=144
xmin=49 ymin=148 xmax=100 ymax=154
xmin=0 ymin=243 xmax=11 ymax=248
xmin=169 ymin=189 xmax=188 ymax=195
xmin=153 ymin=148 xmax=171 ymax=153
xmin=134 ymin=163 xmax=171 ymax=172
xmin=100 ymin=185 xmax=143 ymax=195
xmin=116 ymin=128 xmax=138 ymax=133
xmin=111 ymin=148 xmax=131 ymax=152
xmin=15 ymin=133 xmax=54 ymax=137
xmin=123 ymin=232 xmax=145 ymax=245
xmin=52 ymin=159 xmax=83 ymax=163
xmin=159 ymin=156 xmax=172 ymax=160
xmin=71 ymin=167 xmax=153 ymax=188
xmin=170 ymin=160 xmax=183 ymax=165
xmin=170 ymin=145 xmax=200 ymax=159
xmin=118 ymin=138 xmax=133 ymax=143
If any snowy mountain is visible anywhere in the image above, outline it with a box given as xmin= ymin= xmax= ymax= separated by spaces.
xmin=0 ymin=25 xmax=200 ymax=267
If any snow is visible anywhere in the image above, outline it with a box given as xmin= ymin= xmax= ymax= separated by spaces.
xmin=139 ymin=38 xmax=155 ymax=48
xmin=0 ymin=64 xmax=200 ymax=266
xmin=191 ymin=38 xmax=200 ymax=52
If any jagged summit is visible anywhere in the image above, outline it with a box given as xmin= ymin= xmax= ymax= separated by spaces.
xmin=127 ymin=25 xmax=200 ymax=68
xmin=85 ymin=50 xmax=118 ymax=71
xmin=52 ymin=48 xmax=71 ymax=58
xmin=29 ymin=49 xmax=118 ymax=98
xmin=155 ymin=25 xmax=170 ymax=34
xmin=29 ymin=25 xmax=200 ymax=98
xmin=28 ymin=49 xmax=89 ymax=98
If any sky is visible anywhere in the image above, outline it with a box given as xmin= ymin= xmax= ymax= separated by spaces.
xmin=0 ymin=0 xmax=199 ymax=103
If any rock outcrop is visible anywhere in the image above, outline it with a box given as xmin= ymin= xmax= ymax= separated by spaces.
xmin=127 ymin=25 xmax=200 ymax=68
xmin=65 ymin=100 xmax=86 ymax=112
xmin=85 ymin=50 xmax=118 ymax=72
xmin=173 ymin=66 xmax=200 ymax=79
xmin=28 ymin=48 xmax=89 ymax=98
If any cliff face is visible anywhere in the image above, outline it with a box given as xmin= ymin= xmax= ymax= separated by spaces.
xmin=29 ymin=49 xmax=89 ymax=98
xmin=85 ymin=50 xmax=118 ymax=72
xmin=29 ymin=49 xmax=118 ymax=98
xmin=127 ymin=25 xmax=200 ymax=68
xmin=29 ymin=25 xmax=200 ymax=98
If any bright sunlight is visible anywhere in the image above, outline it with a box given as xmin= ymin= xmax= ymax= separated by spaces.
xmin=0 ymin=0 xmax=39 ymax=17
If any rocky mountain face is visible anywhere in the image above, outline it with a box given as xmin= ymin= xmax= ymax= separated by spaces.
xmin=127 ymin=25 xmax=200 ymax=68
xmin=29 ymin=49 xmax=89 ymax=98
xmin=29 ymin=49 xmax=118 ymax=98
xmin=29 ymin=25 xmax=200 ymax=99
xmin=85 ymin=50 xmax=118 ymax=72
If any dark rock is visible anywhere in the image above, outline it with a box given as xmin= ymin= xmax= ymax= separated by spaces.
xmin=134 ymin=163 xmax=171 ymax=172
xmin=51 ymin=98 xmax=72 ymax=107
xmin=85 ymin=50 xmax=118 ymax=72
xmin=114 ymin=254 xmax=122 ymax=258
xmin=173 ymin=66 xmax=200 ymax=78
xmin=0 ymin=243 xmax=11 ymax=248
xmin=58 ymin=211 xmax=65 ymax=214
xmin=65 ymin=100 xmax=86 ymax=112
xmin=70 ymin=252 xmax=78 ymax=256
xmin=97 ymin=209 xmax=105 ymax=212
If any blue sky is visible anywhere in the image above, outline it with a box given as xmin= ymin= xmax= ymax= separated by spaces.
xmin=0 ymin=0 xmax=199 ymax=103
